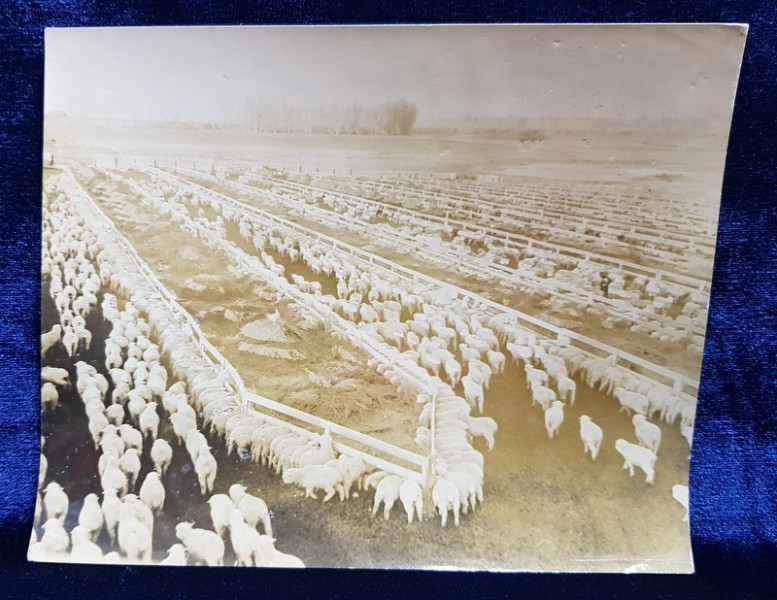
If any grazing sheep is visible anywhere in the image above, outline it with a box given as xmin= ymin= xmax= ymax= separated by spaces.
xmin=328 ymin=455 xmax=368 ymax=500
xmin=614 ymin=439 xmax=657 ymax=484
xmin=77 ymin=493 xmax=104 ymax=542
xmin=544 ymin=401 xmax=565 ymax=439
xmin=207 ymin=493 xmax=236 ymax=538
xmin=399 ymin=479 xmax=423 ymax=524
xmin=432 ymin=478 xmax=461 ymax=527
xmin=632 ymin=414 xmax=662 ymax=454
xmin=372 ymin=475 xmax=402 ymax=521
xmin=159 ymin=543 xmax=188 ymax=566
xmin=579 ymin=415 xmax=603 ymax=460
xmin=228 ymin=484 xmax=273 ymax=537
xmin=139 ymin=471 xmax=165 ymax=515
xmin=282 ymin=465 xmax=344 ymax=502
xmin=43 ymin=482 xmax=69 ymax=524
xmin=175 ymin=522 xmax=225 ymax=567
xmin=195 ymin=449 xmax=218 ymax=495
xmin=150 ymin=438 xmax=173 ymax=476
xmin=672 ymin=484 xmax=690 ymax=522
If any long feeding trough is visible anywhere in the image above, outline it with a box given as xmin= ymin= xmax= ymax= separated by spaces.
xmin=33 ymin=23 xmax=746 ymax=571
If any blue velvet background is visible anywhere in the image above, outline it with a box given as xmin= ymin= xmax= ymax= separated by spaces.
xmin=2 ymin=1 xmax=775 ymax=598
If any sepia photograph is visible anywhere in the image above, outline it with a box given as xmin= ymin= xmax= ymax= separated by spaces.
xmin=33 ymin=23 xmax=746 ymax=572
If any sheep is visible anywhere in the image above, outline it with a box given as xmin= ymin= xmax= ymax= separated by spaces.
xmin=101 ymin=463 xmax=128 ymax=499
xmin=77 ymin=493 xmax=104 ymax=542
xmin=363 ymin=470 xmax=391 ymax=492
xmin=43 ymin=482 xmax=69 ymax=524
xmin=228 ymin=484 xmax=273 ymax=536
xmin=118 ymin=424 xmax=143 ymax=453
xmin=118 ymin=448 xmax=141 ymax=492
xmin=632 ymin=414 xmax=662 ymax=454
xmin=138 ymin=471 xmax=165 ymax=515
xmin=186 ymin=429 xmax=210 ymax=463
xmin=531 ymin=381 xmax=557 ymax=410
xmin=461 ymin=374 xmax=485 ymax=413
xmin=195 ymin=449 xmax=218 ymax=495
xmin=69 ymin=525 xmax=104 ymax=563
xmin=327 ymin=455 xmax=368 ymax=500
xmin=159 ymin=543 xmax=188 ymax=566
xmin=41 ymin=324 xmax=63 ymax=357
xmin=524 ymin=364 xmax=548 ymax=388
xmin=432 ymin=478 xmax=461 ymax=527
xmin=171 ymin=413 xmax=197 ymax=445
xmin=105 ymin=403 xmax=125 ymax=428
xmin=614 ymin=439 xmax=657 ymax=484
xmin=615 ymin=387 xmax=649 ymax=417
xmin=372 ymin=475 xmax=402 ymax=520
xmin=175 ymin=522 xmax=225 ymax=567
xmin=41 ymin=382 xmax=59 ymax=412
xmin=282 ymin=464 xmax=344 ymax=502
xmin=544 ymin=401 xmax=565 ymax=439
xmin=40 ymin=518 xmax=70 ymax=556
xmin=207 ymin=493 xmax=237 ymax=538
xmin=101 ymin=487 xmax=122 ymax=544
xmin=117 ymin=503 xmax=152 ymax=563
xmin=41 ymin=366 xmax=70 ymax=388
xmin=556 ymin=374 xmax=577 ymax=405
xmin=672 ymin=484 xmax=690 ymax=522
xmin=579 ymin=415 xmax=603 ymax=460
xmin=466 ymin=415 xmax=497 ymax=451
xmin=122 ymin=493 xmax=154 ymax=543
xmin=150 ymin=438 xmax=173 ymax=476
xmin=138 ymin=401 xmax=160 ymax=442
xmin=228 ymin=509 xmax=263 ymax=567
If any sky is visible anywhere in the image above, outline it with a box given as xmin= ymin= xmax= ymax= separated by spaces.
xmin=44 ymin=24 xmax=747 ymax=126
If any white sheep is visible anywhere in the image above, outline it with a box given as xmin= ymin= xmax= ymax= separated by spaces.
xmin=207 ymin=493 xmax=237 ymax=538
xmin=282 ymin=465 xmax=344 ymax=502
xmin=170 ymin=413 xmax=197 ymax=445
xmin=101 ymin=487 xmax=122 ymax=545
xmin=77 ymin=493 xmax=104 ymax=542
xmin=43 ymin=482 xmax=69 ymax=524
xmin=228 ymin=484 xmax=273 ymax=536
xmin=461 ymin=374 xmax=485 ymax=413
xmin=40 ymin=518 xmax=70 ymax=556
xmin=105 ymin=403 xmax=125 ymax=427
xmin=186 ymin=429 xmax=210 ymax=463
xmin=466 ymin=415 xmax=497 ymax=451
xmin=150 ymin=438 xmax=173 ymax=476
xmin=524 ymin=364 xmax=548 ymax=388
xmin=175 ymin=522 xmax=225 ymax=566
xmin=432 ymin=478 xmax=461 ymax=527
xmin=531 ymin=381 xmax=557 ymax=410
xmin=556 ymin=374 xmax=577 ymax=405
xmin=138 ymin=401 xmax=160 ymax=442
xmin=399 ymin=479 xmax=424 ymax=524
xmin=228 ymin=509 xmax=263 ymax=567
xmin=195 ymin=449 xmax=218 ymax=495
xmin=615 ymin=439 xmax=657 ymax=484
xmin=672 ymin=484 xmax=690 ymax=522
xmin=632 ymin=414 xmax=662 ymax=454
xmin=118 ymin=448 xmax=141 ymax=492
xmin=69 ymin=525 xmax=104 ymax=563
xmin=41 ymin=366 xmax=70 ymax=388
xmin=41 ymin=324 xmax=63 ymax=357
xmin=615 ymin=387 xmax=649 ymax=416
xmin=117 ymin=503 xmax=152 ymax=563
xmin=139 ymin=471 xmax=165 ymax=515
xmin=41 ymin=382 xmax=59 ymax=412
xmin=371 ymin=475 xmax=402 ymax=520
xmin=118 ymin=424 xmax=143 ymax=453
xmin=579 ymin=415 xmax=603 ymax=460
xmin=159 ymin=543 xmax=188 ymax=566
xmin=544 ymin=401 xmax=565 ymax=439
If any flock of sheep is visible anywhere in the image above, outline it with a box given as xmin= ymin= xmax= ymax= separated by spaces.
xmin=34 ymin=161 xmax=695 ymax=567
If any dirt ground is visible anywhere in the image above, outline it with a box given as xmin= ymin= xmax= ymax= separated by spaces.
xmin=35 ymin=125 xmax=715 ymax=571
